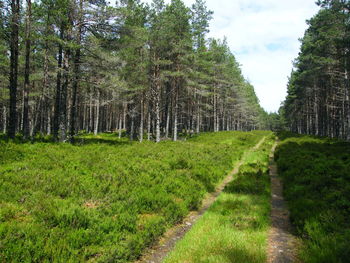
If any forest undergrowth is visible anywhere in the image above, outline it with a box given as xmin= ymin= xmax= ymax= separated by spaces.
xmin=275 ymin=132 xmax=350 ymax=263
xmin=0 ymin=131 xmax=269 ymax=262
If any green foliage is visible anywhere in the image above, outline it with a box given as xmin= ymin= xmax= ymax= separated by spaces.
xmin=275 ymin=133 xmax=350 ymax=263
xmin=0 ymin=131 xmax=267 ymax=262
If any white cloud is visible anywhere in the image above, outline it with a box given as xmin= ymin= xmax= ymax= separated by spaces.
xmin=142 ymin=0 xmax=320 ymax=112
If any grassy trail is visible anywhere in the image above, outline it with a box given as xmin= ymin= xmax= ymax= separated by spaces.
xmin=136 ymin=136 xmax=268 ymax=263
xmin=151 ymin=135 xmax=275 ymax=263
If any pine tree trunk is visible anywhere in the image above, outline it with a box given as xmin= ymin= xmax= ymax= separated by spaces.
xmin=139 ymin=96 xmax=144 ymax=142
xmin=94 ymin=90 xmax=100 ymax=136
xmin=8 ymin=0 xmax=20 ymax=138
xmin=155 ymin=95 xmax=161 ymax=142
xmin=123 ymin=102 xmax=127 ymax=130
xmin=89 ymin=91 xmax=93 ymax=133
xmin=69 ymin=0 xmax=82 ymax=141
xmin=118 ymin=113 xmax=122 ymax=139
xmin=173 ymin=87 xmax=178 ymax=142
xmin=43 ymin=37 xmax=50 ymax=135
xmin=213 ymin=93 xmax=217 ymax=132
xmin=147 ymin=110 xmax=151 ymax=141
xmin=54 ymin=26 xmax=64 ymax=140
xmin=165 ymin=101 xmax=170 ymax=138
xmin=23 ymin=0 xmax=31 ymax=139
xmin=2 ymin=106 xmax=6 ymax=133
xmin=59 ymin=47 xmax=70 ymax=142
xmin=196 ymin=104 xmax=200 ymax=133
xmin=47 ymin=107 xmax=51 ymax=135
xmin=130 ymin=113 xmax=135 ymax=141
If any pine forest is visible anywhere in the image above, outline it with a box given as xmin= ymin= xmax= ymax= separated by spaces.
xmin=0 ymin=1 xmax=350 ymax=263
xmin=0 ymin=0 xmax=266 ymax=142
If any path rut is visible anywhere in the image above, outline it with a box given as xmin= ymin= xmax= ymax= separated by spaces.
xmin=135 ymin=136 xmax=266 ymax=263
xmin=267 ymin=142 xmax=300 ymax=263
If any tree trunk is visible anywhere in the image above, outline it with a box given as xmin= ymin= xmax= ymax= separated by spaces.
xmin=147 ymin=110 xmax=151 ymax=141
xmin=89 ymin=91 xmax=93 ymax=133
xmin=196 ymin=103 xmax=200 ymax=133
xmin=23 ymin=0 xmax=31 ymax=139
xmin=123 ymin=102 xmax=127 ymax=130
xmin=53 ymin=25 xmax=64 ymax=140
xmin=8 ymin=0 xmax=20 ymax=138
xmin=155 ymin=95 xmax=161 ymax=142
xmin=130 ymin=112 xmax=135 ymax=141
xmin=47 ymin=106 xmax=52 ymax=135
xmin=2 ymin=106 xmax=6 ymax=133
xmin=59 ymin=46 xmax=70 ymax=142
xmin=69 ymin=0 xmax=83 ymax=141
xmin=165 ymin=100 xmax=170 ymax=138
xmin=213 ymin=93 xmax=217 ymax=132
xmin=94 ymin=89 xmax=100 ymax=136
xmin=118 ymin=112 xmax=122 ymax=139
xmin=139 ymin=95 xmax=144 ymax=142
xmin=173 ymin=87 xmax=178 ymax=142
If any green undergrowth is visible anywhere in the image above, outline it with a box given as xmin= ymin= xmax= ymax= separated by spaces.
xmin=0 ymin=131 xmax=269 ymax=262
xmin=164 ymin=133 xmax=274 ymax=263
xmin=275 ymin=132 xmax=350 ymax=263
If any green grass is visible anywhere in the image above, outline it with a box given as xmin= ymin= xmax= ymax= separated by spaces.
xmin=163 ymin=134 xmax=274 ymax=263
xmin=275 ymin=132 xmax=350 ymax=263
xmin=0 ymin=131 xmax=270 ymax=262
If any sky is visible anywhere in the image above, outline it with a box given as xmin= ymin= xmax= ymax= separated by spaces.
xmin=142 ymin=0 xmax=320 ymax=112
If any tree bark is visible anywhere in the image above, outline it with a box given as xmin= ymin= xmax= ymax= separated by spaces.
xmin=173 ymin=86 xmax=178 ymax=142
xmin=8 ymin=0 xmax=20 ymax=138
xmin=139 ymin=95 xmax=144 ymax=142
xmin=2 ymin=106 xmax=6 ymax=133
xmin=94 ymin=89 xmax=100 ymax=136
xmin=70 ymin=0 xmax=83 ymax=141
xmin=53 ymin=25 xmax=64 ymax=140
xmin=59 ymin=46 xmax=70 ymax=142
xmin=147 ymin=110 xmax=151 ymax=141
xmin=118 ymin=112 xmax=122 ymax=139
xmin=23 ymin=0 xmax=31 ymax=139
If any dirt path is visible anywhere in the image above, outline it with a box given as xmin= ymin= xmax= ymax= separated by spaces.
xmin=267 ymin=142 xmax=300 ymax=263
xmin=135 ymin=136 xmax=266 ymax=263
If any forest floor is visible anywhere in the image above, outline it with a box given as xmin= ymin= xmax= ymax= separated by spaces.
xmin=267 ymin=142 xmax=299 ymax=263
xmin=136 ymin=136 xmax=267 ymax=263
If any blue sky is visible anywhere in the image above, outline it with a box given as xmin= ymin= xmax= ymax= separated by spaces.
xmin=143 ymin=0 xmax=320 ymax=112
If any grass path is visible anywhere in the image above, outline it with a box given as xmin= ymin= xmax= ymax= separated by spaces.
xmin=136 ymin=136 xmax=267 ymax=263
xmin=267 ymin=143 xmax=300 ymax=263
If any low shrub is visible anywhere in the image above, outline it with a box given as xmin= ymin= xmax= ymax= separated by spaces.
xmin=0 ymin=131 xmax=270 ymax=262
xmin=275 ymin=133 xmax=350 ymax=263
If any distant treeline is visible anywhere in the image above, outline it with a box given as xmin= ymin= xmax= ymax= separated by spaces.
xmin=282 ymin=0 xmax=350 ymax=140
xmin=0 ymin=0 xmax=268 ymax=142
